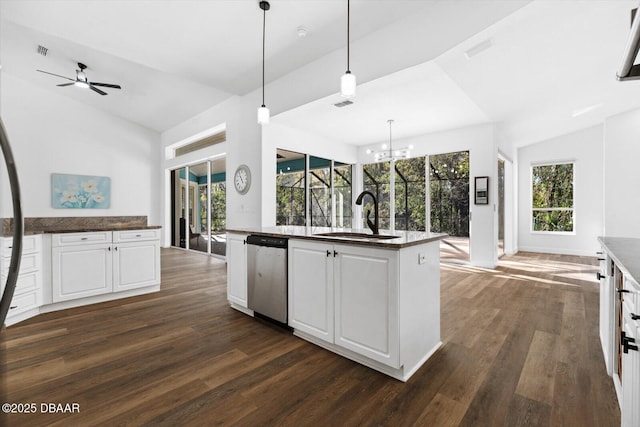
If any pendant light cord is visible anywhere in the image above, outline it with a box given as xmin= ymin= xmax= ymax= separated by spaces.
xmin=262 ymin=7 xmax=266 ymax=107
xmin=347 ymin=0 xmax=350 ymax=73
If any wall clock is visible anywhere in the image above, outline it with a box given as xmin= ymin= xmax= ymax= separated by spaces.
xmin=234 ymin=164 xmax=251 ymax=195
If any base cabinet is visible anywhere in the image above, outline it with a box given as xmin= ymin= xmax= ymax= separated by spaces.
xmin=288 ymin=239 xmax=334 ymax=342
xmin=227 ymin=233 xmax=248 ymax=308
xmin=52 ymin=243 xmax=113 ymax=302
xmin=288 ymin=239 xmax=399 ymax=368
xmin=52 ymin=230 xmax=160 ymax=303
xmin=1 ymin=235 xmax=43 ymax=325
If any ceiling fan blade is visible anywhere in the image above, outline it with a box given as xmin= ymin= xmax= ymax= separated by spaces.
xmin=56 ymin=83 xmax=75 ymax=87
xmin=90 ymin=82 xmax=121 ymax=89
xmin=89 ymin=85 xmax=107 ymax=96
xmin=36 ymin=70 xmax=75 ymax=81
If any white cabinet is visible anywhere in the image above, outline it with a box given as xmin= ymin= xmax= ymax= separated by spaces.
xmin=288 ymin=239 xmax=334 ymax=342
xmin=621 ymin=276 xmax=640 ymax=427
xmin=335 ymin=244 xmax=399 ymax=368
xmin=52 ymin=230 xmax=160 ymax=303
xmin=288 ymin=239 xmax=399 ymax=368
xmin=227 ymin=232 xmax=248 ymax=308
xmin=113 ymin=230 xmax=161 ymax=292
xmin=0 ymin=234 xmax=42 ymax=325
xmin=52 ymin=242 xmax=112 ymax=302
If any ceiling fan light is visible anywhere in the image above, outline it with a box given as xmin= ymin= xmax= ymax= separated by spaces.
xmin=340 ymin=72 xmax=356 ymax=98
xmin=75 ymin=81 xmax=89 ymax=89
xmin=258 ymin=105 xmax=270 ymax=125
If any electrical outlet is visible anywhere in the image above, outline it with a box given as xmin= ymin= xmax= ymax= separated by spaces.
xmin=418 ymin=253 xmax=426 ymax=264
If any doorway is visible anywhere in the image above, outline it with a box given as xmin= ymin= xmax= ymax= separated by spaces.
xmin=170 ymin=158 xmax=227 ymax=257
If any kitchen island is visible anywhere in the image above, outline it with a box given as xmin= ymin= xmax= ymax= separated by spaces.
xmin=226 ymin=226 xmax=445 ymax=381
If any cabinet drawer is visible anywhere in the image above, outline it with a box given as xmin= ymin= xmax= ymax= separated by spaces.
xmin=113 ymin=229 xmax=160 ymax=243
xmin=7 ymin=290 xmax=39 ymax=316
xmin=2 ymin=252 xmax=40 ymax=274
xmin=1 ymin=234 xmax=42 ymax=257
xmin=1 ymin=271 xmax=41 ymax=296
xmin=53 ymin=232 xmax=111 ymax=247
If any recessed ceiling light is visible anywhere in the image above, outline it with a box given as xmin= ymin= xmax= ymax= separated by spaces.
xmin=571 ymin=103 xmax=602 ymax=117
xmin=297 ymin=26 xmax=307 ymax=38
xmin=464 ymin=39 xmax=493 ymax=59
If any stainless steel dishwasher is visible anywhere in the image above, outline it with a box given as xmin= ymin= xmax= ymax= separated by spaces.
xmin=246 ymin=235 xmax=288 ymax=323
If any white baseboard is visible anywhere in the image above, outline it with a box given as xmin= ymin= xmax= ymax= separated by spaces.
xmin=517 ymin=245 xmax=597 ymax=257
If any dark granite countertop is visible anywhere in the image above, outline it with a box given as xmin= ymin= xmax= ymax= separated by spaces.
xmin=226 ymin=226 xmax=446 ymax=249
xmin=2 ymin=216 xmax=160 ymax=236
xmin=598 ymin=236 xmax=640 ymax=284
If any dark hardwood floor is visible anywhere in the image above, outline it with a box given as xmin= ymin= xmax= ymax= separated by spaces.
xmin=0 ymin=248 xmax=620 ymax=426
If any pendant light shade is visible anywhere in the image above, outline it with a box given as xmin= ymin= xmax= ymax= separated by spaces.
xmin=340 ymin=0 xmax=356 ymax=98
xmin=258 ymin=1 xmax=270 ymax=125
xmin=258 ymin=105 xmax=270 ymax=125
xmin=341 ymin=72 xmax=356 ymax=98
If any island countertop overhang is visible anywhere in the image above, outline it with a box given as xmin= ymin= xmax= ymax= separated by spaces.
xmin=226 ymin=226 xmax=446 ymax=249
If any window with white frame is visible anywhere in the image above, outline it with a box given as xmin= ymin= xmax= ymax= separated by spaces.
xmin=531 ymin=162 xmax=574 ymax=232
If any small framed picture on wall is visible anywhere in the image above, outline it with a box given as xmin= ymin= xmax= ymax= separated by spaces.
xmin=474 ymin=176 xmax=489 ymax=205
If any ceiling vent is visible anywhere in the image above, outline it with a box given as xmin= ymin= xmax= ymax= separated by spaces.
xmin=334 ymin=100 xmax=354 ymax=108
xmin=464 ymin=39 xmax=493 ymax=59
xmin=37 ymin=45 xmax=48 ymax=56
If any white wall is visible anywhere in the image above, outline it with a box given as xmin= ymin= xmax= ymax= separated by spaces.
xmin=604 ymin=108 xmax=640 ymax=238
xmin=517 ymin=125 xmax=603 ymax=256
xmin=358 ymin=123 xmax=498 ymax=268
xmin=0 ymin=73 xmax=161 ymax=223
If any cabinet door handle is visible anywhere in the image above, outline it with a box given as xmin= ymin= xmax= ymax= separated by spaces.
xmin=108 ymin=246 xmax=111 ymax=251
xmin=326 ymin=250 xmax=331 ymax=257
xmin=596 ymin=272 xmax=605 ymax=280
xmin=632 ymin=313 xmax=640 ymax=321
xmin=81 ymin=237 xmax=88 ymax=240
xmin=623 ymin=332 xmax=639 ymax=353
xmin=617 ymin=288 xmax=630 ymax=294
xmin=7 ymin=246 xmax=11 ymax=249
xmin=597 ymin=258 xmax=605 ymax=261
xmin=9 ymin=305 xmax=17 ymax=310
xmin=136 ymin=234 xmax=142 ymax=237
xmin=114 ymin=246 xmax=118 ymax=251
xmin=333 ymin=250 xmax=338 ymax=257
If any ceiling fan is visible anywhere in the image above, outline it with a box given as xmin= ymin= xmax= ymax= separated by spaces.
xmin=36 ymin=62 xmax=121 ymax=95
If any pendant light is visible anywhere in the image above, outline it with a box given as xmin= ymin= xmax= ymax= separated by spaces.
xmin=340 ymin=0 xmax=356 ymax=98
xmin=258 ymin=1 xmax=270 ymax=124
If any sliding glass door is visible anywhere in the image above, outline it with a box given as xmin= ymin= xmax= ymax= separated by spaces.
xmin=170 ymin=157 xmax=226 ymax=257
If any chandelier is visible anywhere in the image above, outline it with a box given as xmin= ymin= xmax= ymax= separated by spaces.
xmin=366 ymin=120 xmax=413 ymax=162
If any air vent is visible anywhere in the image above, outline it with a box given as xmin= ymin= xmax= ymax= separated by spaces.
xmin=37 ymin=45 xmax=48 ymax=56
xmin=334 ymin=100 xmax=353 ymax=108
xmin=175 ymin=131 xmax=226 ymax=157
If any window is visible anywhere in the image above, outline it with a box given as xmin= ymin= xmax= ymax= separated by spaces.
xmin=395 ymin=157 xmax=426 ymax=231
xmin=531 ymin=162 xmax=574 ymax=232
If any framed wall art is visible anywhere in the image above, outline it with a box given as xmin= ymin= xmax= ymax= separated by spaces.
xmin=51 ymin=173 xmax=111 ymax=209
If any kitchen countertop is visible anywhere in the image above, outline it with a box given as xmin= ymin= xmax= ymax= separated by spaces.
xmin=1 ymin=216 xmax=160 ymax=236
xmin=226 ymin=226 xmax=446 ymax=249
xmin=598 ymin=236 xmax=640 ymax=283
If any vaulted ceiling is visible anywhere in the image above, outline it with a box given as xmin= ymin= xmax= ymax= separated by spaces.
xmin=2 ymin=0 xmax=640 ymax=148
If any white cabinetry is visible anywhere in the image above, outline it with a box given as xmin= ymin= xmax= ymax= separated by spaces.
xmin=288 ymin=239 xmax=334 ymax=342
xmin=334 ymin=244 xmax=399 ymax=368
xmin=0 ymin=234 xmax=42 ymax=325
xmin=52 ymin=230 xmax=160 ymax=303
xmin=227 ymin=232 xmax=248 ymax=309
xmin=621 ymin=276 xmax=640 ymax=427
xmin=288 ymin=238 xmax=437 ymax=380
xmin=113 ymin=230 xmax=161 ymax=292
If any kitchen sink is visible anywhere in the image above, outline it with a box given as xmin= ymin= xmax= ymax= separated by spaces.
xmin=314 ymin=232 xmax=400 ymax=240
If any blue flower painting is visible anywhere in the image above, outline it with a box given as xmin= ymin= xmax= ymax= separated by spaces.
xmin=52 ymin=174 xmax=111 ymax=209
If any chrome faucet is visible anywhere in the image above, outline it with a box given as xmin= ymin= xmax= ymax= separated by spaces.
xmin=355 ymin=190 xmax=379 ymax=235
